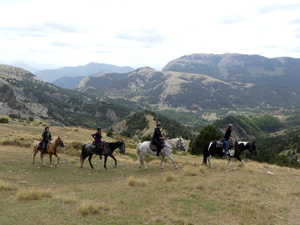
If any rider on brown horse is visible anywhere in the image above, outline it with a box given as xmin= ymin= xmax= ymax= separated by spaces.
xmin=41 ymin=127 xmax=52 ymax=159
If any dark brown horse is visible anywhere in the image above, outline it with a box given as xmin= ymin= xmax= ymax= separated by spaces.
xmin=80 ymin=141 xmax=125 ymax=169
xmin=32 ymin=137 xmax=64 ymax=166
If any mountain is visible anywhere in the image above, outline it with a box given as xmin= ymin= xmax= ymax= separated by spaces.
xmin=0 ymin=64 xmax=133 ymax=128
xmin=52 ymin=76 xmax=86 ymax=90
xmin=34 ymin=62 xmax=134 ymax=83
xmin=76 ymin=66 xmax=300 ymax=114
xmin=162 ymin=53 xmax=300 ymax=85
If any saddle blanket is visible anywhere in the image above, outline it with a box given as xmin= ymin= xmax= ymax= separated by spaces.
xmin=223 ymin=149 xmax=235 ymax=157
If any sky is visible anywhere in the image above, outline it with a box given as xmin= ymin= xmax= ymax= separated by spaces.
xmin=1 ymin=0 xmax=300 ymax=70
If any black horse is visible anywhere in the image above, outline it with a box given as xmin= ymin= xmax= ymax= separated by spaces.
xmin=80 ymin=141 xmax=125 ymax=169
xmin=203 ymin=141 xmax=257 ymax=168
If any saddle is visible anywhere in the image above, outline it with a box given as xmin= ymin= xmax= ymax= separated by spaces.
xmin=217 ymin=140 xmax=235 ymax=156
xmin=91 ymin=142 xmax=107 ymax=154
xmin=37 ymin=141 xmax=43 ymax=150
xmin=150 ymin=140 xmax=164 ymax=151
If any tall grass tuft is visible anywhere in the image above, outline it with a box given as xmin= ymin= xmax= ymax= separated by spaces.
xmin=17 ymin=188 xmax=52 ymax=201
xmin=165 ymin=173 xmax=176 ymax=182
xmin=0 ymin=180 xmax=13 ymax=191
xmin=127 ymin=176 xmax=148 ymax=187
xmin=78 ymin=201 xmax=109 ymax=216
xmin=183 ymin=166 xmax=198 ymax=176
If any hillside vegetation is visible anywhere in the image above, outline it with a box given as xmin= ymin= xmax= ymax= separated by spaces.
xmin=0 ymin=122 xmax=299 ymax=225
xmin=111 ymin=110 xmax=193 ymax=140
xmin=0 ymin=64 xmax=133 ymax=128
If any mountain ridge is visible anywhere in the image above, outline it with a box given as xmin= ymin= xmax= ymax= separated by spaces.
xmin=34 ymin=62 xmax=134 ymax=83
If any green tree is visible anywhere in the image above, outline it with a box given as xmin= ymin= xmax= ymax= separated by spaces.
xmin=189 ymin=125 xmax=222 ymax=155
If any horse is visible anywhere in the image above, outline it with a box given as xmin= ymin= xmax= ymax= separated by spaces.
xmin=80 ymin=141 xmax=125 ymax=169
xmin=136 ymin=137 xmax=186 ymax=169
xmin=32 ymin=136 xmax=65 ymax=166
xmin=203 ymin=140 xmax=257 ymax=168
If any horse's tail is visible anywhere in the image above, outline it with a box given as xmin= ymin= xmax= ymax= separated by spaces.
xmin=136 ymin=142 xmax=142 ymax=162
xmin=80 ymin=144 xmax=86 ymax=168
xmin=202 ymin=142 xmax=210 ymax=165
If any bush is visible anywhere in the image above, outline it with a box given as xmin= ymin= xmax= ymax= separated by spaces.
xmin=189 ymin=125 xmax=222 ymax=155
xmin=106 ymin=130 xmax=113 ymax=137
xmin=0 ymin=118 xmax=9 ymax=123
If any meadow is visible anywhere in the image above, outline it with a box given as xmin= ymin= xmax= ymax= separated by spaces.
xmin=0 ymin=121 xmax=299 ymax=225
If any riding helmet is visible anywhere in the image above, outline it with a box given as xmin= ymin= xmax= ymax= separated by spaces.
xmin=156 ymin=123 xmax=161 ymax=127
xmin=228 ymin=124 xmax=233 ymax=128
xmin=97 ymin=127 xmax=102 ymax=131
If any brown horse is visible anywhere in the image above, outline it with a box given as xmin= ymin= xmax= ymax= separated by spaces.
xmin=32 ymin=137 xmax=64 ymax=166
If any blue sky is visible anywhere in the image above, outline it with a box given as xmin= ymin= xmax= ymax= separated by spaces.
xmin=1 ymin=0 xmax=300 ymax=70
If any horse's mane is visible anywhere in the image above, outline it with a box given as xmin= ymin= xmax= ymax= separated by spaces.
xmin=165 ymin=138 xmax=179 ymax=148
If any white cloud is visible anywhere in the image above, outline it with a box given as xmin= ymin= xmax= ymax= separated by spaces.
xmin=0 ymin=0 xmax=300 ymax=69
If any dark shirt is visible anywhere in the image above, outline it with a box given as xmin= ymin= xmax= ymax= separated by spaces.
xmin=92 ymin=132 xmax=102 ymax=144
xmin=42 ymin=131 xmax=52 ymax=142
xmin=224 ymin=129 xmax=231 ymax=140
xmin=152 ymin=128 xmax=162 ymax=143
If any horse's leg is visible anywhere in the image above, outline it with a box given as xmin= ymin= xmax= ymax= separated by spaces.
xmin=88 ymin=154 xmax=94 ymax=169
xmin=235 ymin=156 xmax=245 ymax=167
xmin=32 ymin=150 xmax=37 ymax=164
xmin=208 ymin=155 xmax=213 ymax=169
xmin=166 ymin=154 xmax=178 ymax=169
xmin=109 ymin=154 xmax=117 ymax=168
xmin=49 ymin=154 xmax=53 ymax=167
xmin=41 ymin=153 xmax=46 ymax=166
xmin=141 ymin=153 xmax=147 ymax=169
xmin=104 ymin=155 xmax=108 ymax=170
xmin=160 ymin=155 xmax=165 ymax=169
xmin=54 ymin=153 xmax=59 ymax=166
xmin=227 ymin=158 xmax=231 ymax=166
xmin=80 ymin=154 xmax=89 ymax=168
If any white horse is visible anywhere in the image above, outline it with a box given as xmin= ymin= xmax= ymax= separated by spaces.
xmin=136 ymin=137 xmax=186 ymax=169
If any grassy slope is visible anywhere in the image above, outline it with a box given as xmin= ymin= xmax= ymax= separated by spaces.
xmin=0 ymin=123 xmax=299 ymax=225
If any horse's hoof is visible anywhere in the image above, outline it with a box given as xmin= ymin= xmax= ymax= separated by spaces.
xmin=144 ymin=167 xmax=148 ymax=170
xmin=50 ymin=165 xmax=53 ymax=168
xmin=175 ymin=166 xmax=178 ymax=169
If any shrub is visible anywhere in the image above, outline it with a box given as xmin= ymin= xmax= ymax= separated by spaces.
xmin=0 ymin=180 xmax=13 ymax=191
xmin=17 ymin=188 xmax=52 ymax=201
xmin=0 ymin=118 xmax=9 ymax=123
xmin=78 ymin=201 xmax=109 ymax=216
xmin=106 ymin=130 xmax=113 ymax=137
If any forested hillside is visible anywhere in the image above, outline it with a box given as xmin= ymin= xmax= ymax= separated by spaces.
xmin=0 ymin=64 xmax=133 ymax=128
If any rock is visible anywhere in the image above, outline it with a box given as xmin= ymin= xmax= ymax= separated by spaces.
xmin=267 ymin=171 xmax=275 ymax=175
xmin=19 ymin=181 xmax=28 ymax=184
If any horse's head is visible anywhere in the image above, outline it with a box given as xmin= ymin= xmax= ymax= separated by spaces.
xmin=118 ymin=141 xmax=126 ymax=154
xmin=57 ymin=136 xmax=65 ymax=147
xmin=249 ymin=141 xmax=257 ymax=156
xmin=177 ymin=137 xmax=186 ymax=151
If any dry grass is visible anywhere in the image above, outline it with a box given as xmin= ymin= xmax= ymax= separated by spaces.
xmin=127 ymin=176 xmax=148 ymax=187
xmin=0 ymin=123 xmax=300 ymax=225
xmin=16 ymin=188 xmax=52 ymax=201
xmin=77 ymin=201 xmax=109 ymax=216
xmin=0 ymin=180 xmax=14 ymax=191
xmin=183 ymin=165 xmax=198 ymax=176
xmin=165 ymin=172 xmax=176 ymax=182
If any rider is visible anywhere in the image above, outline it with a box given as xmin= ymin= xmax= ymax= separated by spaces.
xmin=92 ymin=127 xmax=103 ymax=157
xmin=41 ymin=126 xmax=52 ymax=159
xmin=222 ymin=124 xmax=234 ymax=157
xmin=152 ymin=123 xmax=165 ymax=157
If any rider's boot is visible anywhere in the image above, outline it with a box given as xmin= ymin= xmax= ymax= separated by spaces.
xmin=156 ymin=150 xmax=160 ymax=157
xmin=41 ymin=149 xmax=45 ymax=159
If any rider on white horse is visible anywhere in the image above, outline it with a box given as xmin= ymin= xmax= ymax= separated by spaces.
xmin=151 ymin=123 xmax=165 ymax=157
